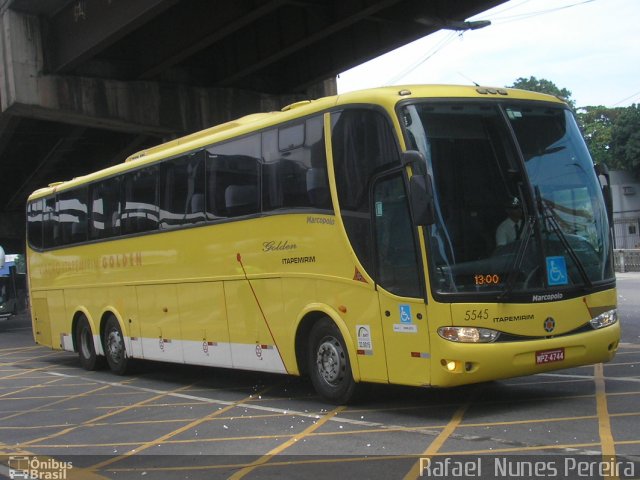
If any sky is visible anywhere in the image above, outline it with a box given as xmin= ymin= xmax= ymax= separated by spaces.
xmin=336 ymin=0 xmax=640 ymax=108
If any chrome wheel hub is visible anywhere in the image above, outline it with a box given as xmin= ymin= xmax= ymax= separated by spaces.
xmin=316 ymin=338 xmax=344 ymax=385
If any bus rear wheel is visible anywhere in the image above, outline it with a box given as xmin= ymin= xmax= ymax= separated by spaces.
xmin=76 ymin=316 xmax=104 ymax=371
xmin=103 ymin=315 xmax=130 ymax=375
xmin=308 ymin=318 xmax=359 ymax=404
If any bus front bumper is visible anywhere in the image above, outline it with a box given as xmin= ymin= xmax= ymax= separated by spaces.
xmin=429 ymin=322 xmax=620 ymax=387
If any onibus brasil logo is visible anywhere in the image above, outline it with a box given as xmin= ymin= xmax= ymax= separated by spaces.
xmin=8 ymin=456 xmax=73 ymax=479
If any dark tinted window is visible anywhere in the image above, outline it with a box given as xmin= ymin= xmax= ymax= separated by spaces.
xmin=331 ymin=109 xmax=399 ymax=274
xmin=262 ymin=115 xmax=330 ymax=211
xmin=206 ymin=135 xmax=260 ymax=217
xmin=160 ymin=151 xmax=206 ymax=229
xmin=57 ymin=188 xmax=88 ymax=244
xmin=27 ymin=200 xmax=44 ymax=249
xmin=121 ymin=166 xmax=159 ymax=235
xmin=90 ymin=177 xmax=121 ymax=240
xmin=373 ymin=173 xmax=421 ymax=297
xmin=278 ymin=123 xmax=304 ymax=150
xmin=42 ymin=197 xmax=59 ymax=249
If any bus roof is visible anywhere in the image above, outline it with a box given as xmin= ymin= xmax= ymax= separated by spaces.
xmin=27 ymin=84 xmax=564 ymax=200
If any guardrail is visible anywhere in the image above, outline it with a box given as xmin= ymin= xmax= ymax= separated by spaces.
xmin=614 ymin=249 xmax=640 ymax=272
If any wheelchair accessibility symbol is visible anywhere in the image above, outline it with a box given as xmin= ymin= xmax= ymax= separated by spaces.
xmin=399 ymin=304 xmax=412 ymax=324
xmin=546 ymin=256 xmax=568 ymax=286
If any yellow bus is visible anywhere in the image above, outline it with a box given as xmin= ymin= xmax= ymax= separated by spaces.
xmin=26 ymin=85 xmax=619 ymax=403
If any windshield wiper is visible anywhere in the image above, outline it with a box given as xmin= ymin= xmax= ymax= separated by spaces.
xmin=535 ymin=187 xmax=592 ymax=288
xmin=499 ymin=215 xmax=535 ymax=299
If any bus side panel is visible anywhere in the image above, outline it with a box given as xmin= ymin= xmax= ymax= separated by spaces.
xmin=224 ymin=279 xmax=287 ymax=374
xmin=30 ymin=295 xmax=53 ymax=348
xmin=136 ymin=284 xmax=182 ymax=363
xmin=316 ymin=279 xmax=389 ymax=384
xmin=177 ymin=282 xmax=232 ymax=368
xmin=35 ymin=290 xmax=65 ymax=350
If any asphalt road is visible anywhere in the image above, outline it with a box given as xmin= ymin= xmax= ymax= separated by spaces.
xmin=0 ymin=274 xmax=639 ymax=479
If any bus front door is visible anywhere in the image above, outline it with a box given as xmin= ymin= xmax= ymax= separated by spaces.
xmin=373 ymin=172 xmax=431 ymax=386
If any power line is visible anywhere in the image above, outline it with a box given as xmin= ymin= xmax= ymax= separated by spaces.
xmin=612 ymin=89 xmax=640 ymax=107
xmin=386 ymin=31 xmax=460 ymax=85
xmin=474 ymin=0 xmax=535 ymax=19
xmin=384 ymin=0 xmax=601 ymax=86
xmin=489 ymin=0 xmax=596 ymax=25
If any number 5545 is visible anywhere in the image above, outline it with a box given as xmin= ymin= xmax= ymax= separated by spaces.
xmin=464 ymin=309 xmax=488 ymax=321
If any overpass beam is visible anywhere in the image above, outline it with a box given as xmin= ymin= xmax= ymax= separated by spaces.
xmin=0 ymin=9 xmax=310 ymax=137
xmin=47 ymin=0 xmax=180 ymax=73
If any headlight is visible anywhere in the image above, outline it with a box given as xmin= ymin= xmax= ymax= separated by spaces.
xmin=589 ymin=309 xmax=618 ymax=329
xmin=438 ymin=326 xmax=500 ymax=343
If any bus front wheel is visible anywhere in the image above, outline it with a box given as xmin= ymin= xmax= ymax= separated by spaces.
xmin=308 ymin=318 xmax=359 ymax=404
xmin=103 ymin=316 xmax=130 ymax=375
xmin=76 ymin=316 xmax=104 ymax=371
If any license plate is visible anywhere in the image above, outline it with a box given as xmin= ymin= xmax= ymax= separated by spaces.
xmin=535 ymin=348 xmax=565 ymax=365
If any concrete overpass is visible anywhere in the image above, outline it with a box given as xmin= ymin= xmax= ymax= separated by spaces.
xmin=0 ymin=0 xmax=504 ymax=251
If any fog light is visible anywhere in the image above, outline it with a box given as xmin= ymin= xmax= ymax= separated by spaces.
xmin=589 ymin=309 xmax=617 ymax=329
xmin=446 ymin=361 xmax=457 ymax=371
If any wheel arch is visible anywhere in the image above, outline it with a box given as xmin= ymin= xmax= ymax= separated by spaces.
xmin=293 ymin=304 xmax=361 ymax=382
xmin=70 ymin=307 xmax=95 ymax=353
xmin=98 ymin=308 xmax=128 ymax=356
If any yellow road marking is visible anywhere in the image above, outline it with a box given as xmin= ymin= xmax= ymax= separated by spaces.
xmin=20 ymin=383 xmax=195 ymax=447
xmin=0 ymin=384 xmax=111 ymax=422
xmin=87 ymin=386 xmax=277 ymax=471
xmin=0 ymin=346 xmax=41 ymax=356
xmin=0 ymin=351 xmax=67 ymax=366
xmin=594 ymin=363 xmax=618 ymax=480
xmin=105 ymin=454 xmax=415 ymax=474
xmin=0 ymin=377 xmax=62 ymax=398
xmin=228 ymin=405 xmax=345 ymax=479
xmin=402 ymin=393 xmax=475 ymax=480
xmin=0 ymin=366 xmax=52 ymax=381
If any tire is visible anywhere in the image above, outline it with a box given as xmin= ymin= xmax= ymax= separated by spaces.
xmin=103 ymin=315 xmax=130 ymax=375
xmin=308 ymin=318 xmax=359 ymax=404
xmin=75 ymin=316 xmax=104 ymax=371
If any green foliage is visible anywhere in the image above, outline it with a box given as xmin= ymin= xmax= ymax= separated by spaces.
xmin=610 ymin=104 xmax=640 ymax=178
xmin=576 ymin=106 xmax=621 ymax=167
xmin=508 ymin=76 xmax=575 ymax=109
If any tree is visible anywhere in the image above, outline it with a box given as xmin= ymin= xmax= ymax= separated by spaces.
xmin=576 ymin=106 xmax=622 ymax=167
xmin=508 ymin=76 xmax=575 ymax=109
xmin=610 ymin=104 xmax=640 ymax=178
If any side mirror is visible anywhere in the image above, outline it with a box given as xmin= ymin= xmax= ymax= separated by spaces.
xmin=409 ymin=174 xmax=435 ymax=226
xmin=402 ymin=150 xmax=428 ymax=176
xmin=595 ymin=163 xmax=613 ymax=227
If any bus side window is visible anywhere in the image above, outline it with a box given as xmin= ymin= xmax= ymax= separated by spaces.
xmin=306 ymin=115 xmax=330 ymax=209
xmin=206 ymin=134 xmax=260 ymax=218
xmin=90 ymin=178 xmax=121 ymax=239
xmin=331 ymin=108 xmax=400 ymax=275
xmin=42 ymin=197 xmax=59 ymax=248
xmin=160 ymin=151 xmax=205 ymax=228
xmin=121 ymin=166 xmax=159 ymax=235
xmin=262 ymin=115 xmax=330 ymax=212
xmin=27 ymin=200 xmax=44 ymax=249
xmin=57 ymin=187 xmax=88 ymax=245
xmin=373 ymin=173 xmax=421 ymax=297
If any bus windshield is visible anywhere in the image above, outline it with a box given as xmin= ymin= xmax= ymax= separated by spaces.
xmin=401 ymin=101 xmax=614 ymax=299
